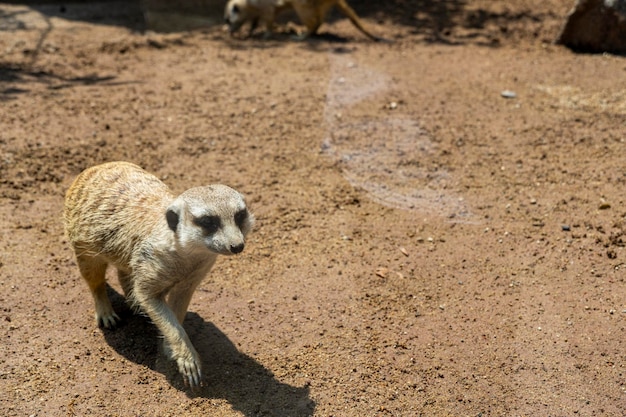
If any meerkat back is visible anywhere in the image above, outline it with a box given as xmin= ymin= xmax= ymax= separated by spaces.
xmin=64 ymin=161 xmax=173 ymax=267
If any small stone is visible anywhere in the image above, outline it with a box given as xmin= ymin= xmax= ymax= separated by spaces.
xmin=561 ymin=225 xmax=571 ymax=231
xmin=501 ymin=90 xmax=517 ymax=99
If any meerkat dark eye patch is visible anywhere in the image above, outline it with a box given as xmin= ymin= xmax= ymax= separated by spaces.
xmin=194 ymin=215 xmax=221 ymax=234
xmin=234 ymin=209 xmax=248 ymax=228
xmin=166 ymin=209 xmax=179 ymax=232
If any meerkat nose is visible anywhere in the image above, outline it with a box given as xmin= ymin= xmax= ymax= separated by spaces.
xmin=230 ymin=243 xmax=244 ymax=254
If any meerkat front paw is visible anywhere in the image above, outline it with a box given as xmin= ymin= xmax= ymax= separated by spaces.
xmin=164 ymin=342 xmax=203 ymax=387
xmin=177 ymin=353 xmax=203 ymax=387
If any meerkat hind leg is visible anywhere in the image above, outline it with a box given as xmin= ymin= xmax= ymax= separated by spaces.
xmin=76 ymin=254 xmax=120 ymax=328
xmin=290 ymin=2 xmax=322 ymax=40
xmin=117 ymin=269 xmax=132 ymax=297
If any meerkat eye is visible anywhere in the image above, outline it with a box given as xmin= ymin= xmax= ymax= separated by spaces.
xmin=194 ymin=215 xmax=221 ymax=234
xmin=234 ymin=209 xmax=248 ymax=228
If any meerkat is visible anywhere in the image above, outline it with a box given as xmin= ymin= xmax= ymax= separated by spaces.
xmin=225 ymin=0 xmax=387 ymax=41
xmin=63 ymin=161 xmax=254 ymax=387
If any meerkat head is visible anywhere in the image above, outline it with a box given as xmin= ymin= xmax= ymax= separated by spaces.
xmin=166 ymin=185 xmax=254 ymax=256
xmin=224 ymin=0 xmax=253 ymax=34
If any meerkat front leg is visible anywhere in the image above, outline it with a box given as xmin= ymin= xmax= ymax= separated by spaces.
xmin=167 ymin=261 xmax=216 ymax=325
xmin=136 ymin=289 xmax=203 ymax=386
xmin=255 ymin=6 xmax=277 ymax=38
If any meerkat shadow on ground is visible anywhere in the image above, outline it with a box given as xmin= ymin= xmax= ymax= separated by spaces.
xmin=301 ymin=32 xmax=349 ymax=43
xmin=102 ymin=285 xmax=315 ymax=415
xmin=100 ymin=285 xmax=159 ymax=367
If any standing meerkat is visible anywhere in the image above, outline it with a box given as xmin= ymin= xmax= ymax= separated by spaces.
xmin=225 ymin=0 xmax=388 ymax=42
xmin=63 ymin=161 xmax=254 ymax=387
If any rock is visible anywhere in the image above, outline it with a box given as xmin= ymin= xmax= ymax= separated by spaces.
xmin=501 ymin=90 xmax=517 ymax=99
xmin=557 ymin=0 xmax=626 ymax=54
xmin=375 ymin=267 xmax=388 ymax=278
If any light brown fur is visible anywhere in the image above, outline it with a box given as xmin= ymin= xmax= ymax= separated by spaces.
xmin=63 ymin=161 xmax=254 ymax=387
xmin=225 ymin=0 xmax=387 ymax=41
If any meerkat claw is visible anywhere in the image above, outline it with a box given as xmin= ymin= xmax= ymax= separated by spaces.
xmin=97 ymin=312 xmax=120 ymax=329
xmin=179 ymin=359 xmax=201 ymax=388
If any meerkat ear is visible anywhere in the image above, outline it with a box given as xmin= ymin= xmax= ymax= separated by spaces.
xmin=166 ymin=201 xmax=182 ymax=232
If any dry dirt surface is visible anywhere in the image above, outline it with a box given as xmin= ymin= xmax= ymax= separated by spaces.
xmin=1 ymin=1 xmax=626 ymax=416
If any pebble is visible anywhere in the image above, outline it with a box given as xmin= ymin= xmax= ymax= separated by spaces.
xmin=375 ymin=267 xmax=388 ymax=278
xmin=561 ymin=225 xmax=571 ymax=231
xmin=501 ymin=90 xmax=517 ymax=99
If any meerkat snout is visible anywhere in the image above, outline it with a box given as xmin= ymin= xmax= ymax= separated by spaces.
xmin=230 ymin=243 xmax=245 ymax=254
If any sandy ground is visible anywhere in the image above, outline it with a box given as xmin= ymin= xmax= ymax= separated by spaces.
xmin=1 ymin=1 xmax=625 ymax=416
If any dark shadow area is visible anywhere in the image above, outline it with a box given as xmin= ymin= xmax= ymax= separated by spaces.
xmin=346 ymin=0 xmax=562 ymax=47
xmin=337 ymin=0 xmax=467 ymax=41
xmin=1 ymin=3 xmax=144 ymax=100
xmin=102 ymin=285 xmax=315 ymax=417
xmin=232 ymin=0 xmax=560 ymax=46
xmin=224 ymin=29 xmax=352 ymax=49
xmin=0 ymin=0 xmax=562 ymax=46
xmin=0 ymin=63 xmax=140 ymax=101
xmin=1 ymin=0 xmax=145 ymax=30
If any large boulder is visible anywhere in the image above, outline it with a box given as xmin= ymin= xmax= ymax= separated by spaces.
xmin=557 ymin=0 xmax=626 ymax=54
